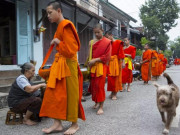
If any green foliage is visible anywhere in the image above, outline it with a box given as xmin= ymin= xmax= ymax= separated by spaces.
xmin=168 ymin=36 xmax=180 ymax=58
xmin=140 ymin=37 xmax=150 ymax=46
xmin=136 ymin=49 xmax=143 ymax=56
xmin=164 ymin=49 xmax=172 ymax=59
xmin=156 ymin=34 xmax=169 ymax=50
xmin=139 ymin=0 xmax=180 ymax=51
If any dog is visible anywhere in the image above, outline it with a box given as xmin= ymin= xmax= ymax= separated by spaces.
xmin=154 ymin=73 xmax=179 ymax=134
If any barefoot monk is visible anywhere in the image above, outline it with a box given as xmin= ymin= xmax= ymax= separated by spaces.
xmin=39 ymin=1 xmax=85 ymax=134
xmin=88 ymin=24 xmax=111 ymax=115
xmin=105 ymin=31 xmax=125 ymax=100
xmin=122 ymin=37 xmax=136 ymax=92
xmin=141 ymin=44 xmax=152 ymax=84
xmin=151 ymin=50 xmax=159 ymax=80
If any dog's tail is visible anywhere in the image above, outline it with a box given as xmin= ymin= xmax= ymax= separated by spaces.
xmin=163 ymin=73 xmax=174 ymax=85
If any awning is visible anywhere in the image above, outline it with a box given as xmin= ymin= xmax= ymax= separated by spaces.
xmin=77 ymin=5 xmax=117 ymax=27
xmin=130 ymin=28 xmax=140 ymax=35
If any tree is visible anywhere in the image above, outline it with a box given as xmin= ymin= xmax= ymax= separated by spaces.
xmin=168 ymin=37 xmax=180 ymax=58
xmin=140 ymin=37 xmax=150 ymax=47
xmin=140 ymin=0 xmax=180 ymax=50
xmin=164 ymin=49 xmax=172 ymax=59
xmin=136 ymin=49 xmax=143 ymax=56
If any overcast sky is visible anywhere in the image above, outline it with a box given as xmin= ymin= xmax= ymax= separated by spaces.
xmin=109 ymin=0 xmax=180 ymax=41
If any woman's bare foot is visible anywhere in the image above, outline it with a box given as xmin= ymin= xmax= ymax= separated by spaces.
xmin=42 ymin=120 xmax=63 ymax=134
xmin=23 ymin=119 xmax=37 ymax=126
xmin=93 ymin=103 xmax=99 ymax=109
xmin=64 ymin=122 xmax=79 ymax=135
xmin=97 ymin=108 xmax=104 ymax=115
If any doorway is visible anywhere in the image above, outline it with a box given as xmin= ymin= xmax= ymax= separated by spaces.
xmin=0 ymin=0 xmax=16 ymax=65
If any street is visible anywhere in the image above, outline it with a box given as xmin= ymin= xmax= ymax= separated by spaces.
xmin=0 ymin=66 xmax=180 ymax=135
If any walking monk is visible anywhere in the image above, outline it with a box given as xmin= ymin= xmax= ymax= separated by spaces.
xmin=88 ymin=24 xmax=111 ymax=115
xmin=105 ymin=31 xmax=125 ymax=100
xmin=122 ymin=37 xmax=136 ymax=92
xmin=158 ymin=50 xmax=164 ymax=75
xmin=40 ymin=2 xmax=85 ymax=134
xmin=141 ymin=44 xmax=152 ymax=84
xmin=151 ymin=50 xmax=159 ymax=80
xmin=163 ymin=57 xmax=168 ymax=72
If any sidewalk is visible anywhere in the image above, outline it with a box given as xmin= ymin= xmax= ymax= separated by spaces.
xmin=0 ymin=107 xmax=9 ymax=119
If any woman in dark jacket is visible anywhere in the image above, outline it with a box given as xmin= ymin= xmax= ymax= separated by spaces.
xmin=8 ymin=62 xmax=46 ymax=125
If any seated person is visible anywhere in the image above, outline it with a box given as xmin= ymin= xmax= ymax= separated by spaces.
xmin=8 ymin=62 xmax=46 ymax=125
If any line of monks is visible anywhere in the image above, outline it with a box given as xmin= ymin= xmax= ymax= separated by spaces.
xmin=39 ymin=2 xmax=171 ymax=134
xmin=87 ymin=26 xmax=137 ymax=115
xmin=141 ymin=44 xmax=168 ymax=83
xmin=174 ymin=58 xmax=180 ymax=65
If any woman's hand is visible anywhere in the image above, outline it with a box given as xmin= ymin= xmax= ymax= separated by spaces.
xmin=50 ymin=38 xmax=60 ymax=46
xmin=41 ymin=83 xmax=46 ymax=88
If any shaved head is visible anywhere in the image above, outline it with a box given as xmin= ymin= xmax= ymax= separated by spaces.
xmin=94 ymin=23 xmax=103 ymax=30
xmin=47 ymin=1 xmax=63 ymax=12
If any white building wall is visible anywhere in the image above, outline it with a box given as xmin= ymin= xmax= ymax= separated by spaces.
xmin=32 ymin=0 xmax=52 ymax=74
xmin=75 ymin=0 xmax=98 ymax=14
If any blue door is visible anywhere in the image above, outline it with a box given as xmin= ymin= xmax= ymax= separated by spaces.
xmin=16 ymin=0 xmax=32 ymax=65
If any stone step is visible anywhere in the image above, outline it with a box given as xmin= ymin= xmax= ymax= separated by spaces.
xmin=0 ymin=85 xmax=11 ymax=93
xmin=0 ymin=92 xmax=9 ymax=109
xmin=0 ymin=77 xmax=16 ymax=86
xmin=0 ymin=70 xmax=21 ymax=78
xmin=0 ymin=78 xmax=45 ymax=109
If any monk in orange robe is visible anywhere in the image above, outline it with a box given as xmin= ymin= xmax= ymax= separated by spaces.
xmin=39 ymin=2 xmax=85 ymax=134
xmin=122 ymin=37 xmax=136 ymax=92
xmin=158 ymin=50 xmax=164 ymax=75
xmin=163 ymin=57 xmax=168 ymax=72
xmin=105 ymin=31 xmax=125 ymax=100
xmin=151 ymin=50 xmax=159 ymax=80
xmin=141 ymin=44 xmax=152 ymax=84
xmin=88 ymin=24 xmax=111 ymax=115
xmin=174 ymin=58 xmax=178 ymax=65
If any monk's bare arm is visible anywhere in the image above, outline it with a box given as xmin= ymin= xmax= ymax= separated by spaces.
xmin=141 ymin=59 xmax=149 ymax=64
xmin=24 ymin=83 xmax=46 ymax=93
xmin=88 ymin=58 xmax=102 ymax=67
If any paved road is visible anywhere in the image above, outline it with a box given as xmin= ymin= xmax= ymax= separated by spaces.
xmin=0 ymin=66 xmax=180 ymax=135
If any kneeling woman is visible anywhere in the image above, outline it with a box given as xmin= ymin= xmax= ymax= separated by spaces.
xmin=8 ymin=62 xmax=46 ymax=125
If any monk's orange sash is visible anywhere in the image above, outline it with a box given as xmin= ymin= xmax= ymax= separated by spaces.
xmin=47 ymin=53 xmax=71 ymax=88
xmin=109 ymin=55 xmax=119 ymax=76
xmin=91 ymin=62 xmax=103 ymax=77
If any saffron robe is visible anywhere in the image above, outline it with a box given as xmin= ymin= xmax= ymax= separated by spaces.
xmin=40 ymin=19 xmax=85 ymax=122
xmin=151 ymin=50 xmax=159 ymax=76
xmin=163 ymin=57 xmax=168 ymax=72
xmin=122 ymin=45 xmax=136 ymax=83
xmin=88 ymin=37 xmax=111 ymax=103
xmin=158 ymin=53 xmax=164 ymax=75
xmin=141 ymin=49 xmax=152 ymax=81
xmin=107 ymin=40 xmax=125 ymax=92
xmin=174 ymin=58 xmax=178 ymax=65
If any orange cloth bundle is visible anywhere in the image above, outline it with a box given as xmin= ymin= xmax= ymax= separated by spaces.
xmin=109 ymin=55 xmax=119 ymax=76
xmin=90 ymin=62 xmax=103 ymax=77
